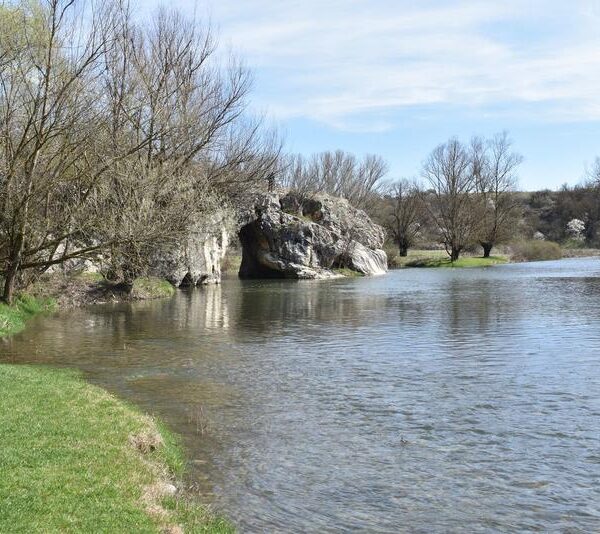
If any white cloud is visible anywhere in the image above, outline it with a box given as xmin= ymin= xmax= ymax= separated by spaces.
xmin=196 ymin=0 xmax=600 ymax=131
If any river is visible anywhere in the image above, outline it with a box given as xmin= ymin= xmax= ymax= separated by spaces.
xmin=3 ymin=257 xmax=600 ymax=532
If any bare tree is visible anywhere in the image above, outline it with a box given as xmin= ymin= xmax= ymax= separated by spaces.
xmin=280 ymin=150 xmax=388 ymax=213
xmin=0 ymin=0 xmax=119 ymax=302
xmin=473 ymin=132 xmax=522 ymax=257
xmin=421 ymin=138 xmax=476 ymax=261
xmin=0 ymin=0 xmax=276 ymax=302
xmin=384 ymin=179 xmax=422 ymax=256
xmin=590 ymin=157 xmax=600 ymax=186
xmin=582 ymin=157 xmax=600 ymax=242
xmin=95 ymin=5 xmax=257 ymax=284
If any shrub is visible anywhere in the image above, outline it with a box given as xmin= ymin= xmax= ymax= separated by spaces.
xmin=383 ymin=243 xmax=403 ymax=269
xmin=509 ymin=240 xmax=562 ymax=262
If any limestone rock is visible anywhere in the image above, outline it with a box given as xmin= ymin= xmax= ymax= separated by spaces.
xmin=238 ymin=191 xmax=387 ymax=279
xmin=148 ymin=211 xmax=231 ymax=287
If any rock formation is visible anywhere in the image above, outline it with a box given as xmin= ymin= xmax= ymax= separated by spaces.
xmin=238 ymin=191 xmax=387 ymax=279
xmin=148 ymin=211 xmax=231 ymax=287
xmin=49 ymin=192 xmax=386 ymax=286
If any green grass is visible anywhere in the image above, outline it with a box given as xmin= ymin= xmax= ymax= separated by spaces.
xmin=0 ymin=294 xmax=55 ymax=337
xmin=333 ymin=267 xmax=364 ymax=278
xmin=386 ymin=249 xmax=447 ymax=268
xmin=131 ymin=277 xmax=176 ymax=300
xmin=386 ymin=248 xmax=509 ymax=269
xmin=0 ymin=364 xmax=233 ymax=534
xmin=407 ymin=255 xmax=509 ymax=268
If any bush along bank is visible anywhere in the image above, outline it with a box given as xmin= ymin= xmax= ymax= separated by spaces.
xmin=508 ymin=240 xmax=563 ymax=262
xmin=0 ymin=365 xmax=232 ymax=533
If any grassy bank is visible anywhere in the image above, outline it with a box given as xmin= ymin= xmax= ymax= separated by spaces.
xmin=561 ymin=248 xmax=600 ymax=258
xmin=0 ymin=287 xmax=229 ymax=532
xmin=130 ymin=276 xmax=176 ymax=300
xmin=406 ymin=255 xmax=509 ymax=268
xmin=0 ymin=364 xmax=231 ymax=533
xmin=387 ymin=249 xmax=508 ymax=269
xmin=0 ymin=295 xmax=55 ymax=337
xmin=27 ymin=273 xmax=176 ymax=309
xmin=386 ymin=241 xmax=572 ymax=269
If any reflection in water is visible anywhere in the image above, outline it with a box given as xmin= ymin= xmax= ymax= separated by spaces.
xmin=3 ymin=258 xmax=600 ymax=532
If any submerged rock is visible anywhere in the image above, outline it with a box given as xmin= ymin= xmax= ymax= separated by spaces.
xmin=238 ymin=191 xmax=387 ymax=279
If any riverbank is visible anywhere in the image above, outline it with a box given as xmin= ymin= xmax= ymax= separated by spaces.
xmin=0 ymin=274 xmax=175 ymax=334
xmin=25 ymin=273 xmax=176 ymax=309
xmin=0 ymin=364 xmax=231 ymax=533
xmin=0 ymin=295 xmax=56 ymax=337
xmin=0 ymin=285 xmax=231 ymax=532
xmin=387 ymin=249 xmax=509 ymax=268
xmin=387 ymin=243 xmax=600 ymax=269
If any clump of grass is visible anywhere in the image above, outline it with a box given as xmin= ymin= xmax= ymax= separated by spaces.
xmin=74 ymin=271 xmax=105 ymax=282
xmin=0 ymin=294 xmax=56 ymax=337
xmin=131 ymin=277 xmax=175 ymax=300
xmin=509 ymin=240 xmax=562 ymax=262
xmin=386 ymin=249 xmax=448 ymax=269
xmin=333 ymin=267 xmax=364 ymax=277
xmin=0 ymin=364 xmax=232 ymax=533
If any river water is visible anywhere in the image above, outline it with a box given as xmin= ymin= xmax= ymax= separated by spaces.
xmin=2 ymin=258 xmax=600 ymax=532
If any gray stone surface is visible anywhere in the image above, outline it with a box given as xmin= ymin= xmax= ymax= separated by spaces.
xmin=238 ymin=191 xmax=387 ymax=279
xmin=148 ymin=212 xmax=231 ymax=287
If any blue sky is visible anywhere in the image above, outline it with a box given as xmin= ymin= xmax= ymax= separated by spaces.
xmin=148 ymin=0 xmax=600 ymax=190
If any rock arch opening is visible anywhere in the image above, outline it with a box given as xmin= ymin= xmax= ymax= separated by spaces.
xmin=238 ymin=222 xmax=286 ymax=279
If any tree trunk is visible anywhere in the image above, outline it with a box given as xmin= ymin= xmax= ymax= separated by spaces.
xmin=450 ymin=247 xmax=460 ymax=262
xmin=482 ymin=242 xmax=493 ymax=258
xmin=121 ymin=264 xmax=138 ymax=293
xmin=399 ymin=245 xmax=408 ymax=257
xmin=2 ymin=239 xmax=24 ymax=305
xmin=2 ymin=262 xmax=19 ymax=305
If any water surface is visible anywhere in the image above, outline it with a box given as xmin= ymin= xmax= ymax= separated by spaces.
xmin=3 ymin=258 xmax=600 ymax=532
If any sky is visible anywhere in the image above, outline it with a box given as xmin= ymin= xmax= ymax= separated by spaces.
xmin=145 ymin=0 xmax=600 ymax=190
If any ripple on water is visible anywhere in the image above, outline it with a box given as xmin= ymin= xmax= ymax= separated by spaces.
xmin=3 ymin=258 xmax=600 ymax=532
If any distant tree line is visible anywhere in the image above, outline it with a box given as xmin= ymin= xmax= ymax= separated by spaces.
xmin=521 ymin=164 xmax=600 ymax=245
xmin=279 ymin=150 xmax=388 ymax=213
xmin=282 ymin=135 xmax=600 ymax=262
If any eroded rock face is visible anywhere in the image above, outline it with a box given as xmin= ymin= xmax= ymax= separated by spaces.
xmin=238 ymin=192 xmax=387 ymax=279
xmin=149 ymin=212 xmax=231 ymax=287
